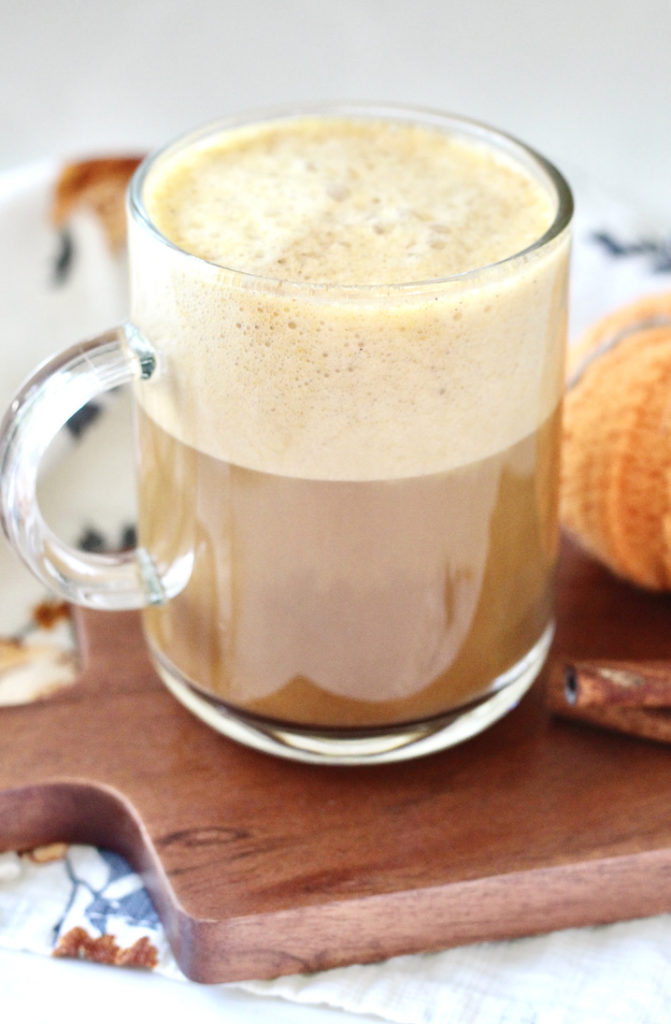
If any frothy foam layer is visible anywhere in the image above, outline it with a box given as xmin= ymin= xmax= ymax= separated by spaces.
xmin=130 ymin=114 xmax=570 ymax=479
xmin=146 ymin=117 xmax=554 ymax=285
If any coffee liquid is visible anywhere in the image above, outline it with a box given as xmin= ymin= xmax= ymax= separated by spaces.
xmin=131 ymin=114 xmax=569 ymax=729
xmin=138 ymin=408 xmax=559 ymax=727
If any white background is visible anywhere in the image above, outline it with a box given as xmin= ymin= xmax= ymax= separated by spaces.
xmin=2 ymin=0 xmax=670 ymax=220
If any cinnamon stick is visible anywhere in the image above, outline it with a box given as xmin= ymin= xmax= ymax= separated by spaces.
xmin=563 ymin=659 xmax=671 ymax=708
xmin=546 ymin=660 xmax=671 ymax=745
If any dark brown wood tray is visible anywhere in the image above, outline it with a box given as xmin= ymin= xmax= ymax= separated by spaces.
xmin=2 ymin=535 xmax=671 ymax=983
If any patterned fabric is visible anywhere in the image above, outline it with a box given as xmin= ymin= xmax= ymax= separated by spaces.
xmin=0 ymin=846 xmax=173 ymax=973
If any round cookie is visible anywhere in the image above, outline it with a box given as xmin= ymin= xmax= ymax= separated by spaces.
xmin=567 ymin=291 xmax=671 ymax=386
xmin=561 ymin=292 xmax=671 ymax=589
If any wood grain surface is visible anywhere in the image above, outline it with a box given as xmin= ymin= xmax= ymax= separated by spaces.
xmin=2 ymin=535 xmax=671 ymax=983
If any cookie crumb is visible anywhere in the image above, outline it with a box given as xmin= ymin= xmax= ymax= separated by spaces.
xmin=25 ymin=842 xmax=69 ymax=864
xmin=31 ymin=600 xmax=70 ymax=631
xmin=116 ymin=936 xmax=159 ymax=969
xmin=53 ymin=926 xmax=158 ymax=969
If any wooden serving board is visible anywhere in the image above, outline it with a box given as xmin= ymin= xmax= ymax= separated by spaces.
xmin=2 ymin=535 xmax=671 ymax=984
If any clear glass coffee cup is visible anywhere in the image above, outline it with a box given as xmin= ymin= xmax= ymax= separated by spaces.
xmin=0 ymin=104 xmax=573 ymax=764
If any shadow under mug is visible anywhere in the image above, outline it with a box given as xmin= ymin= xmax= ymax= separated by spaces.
xmin=0 ymin=104 xmax=573 ymax=764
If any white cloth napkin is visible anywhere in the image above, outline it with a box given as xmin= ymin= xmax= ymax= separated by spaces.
xmin=2 ymin=161 xmax=671 ymax=1023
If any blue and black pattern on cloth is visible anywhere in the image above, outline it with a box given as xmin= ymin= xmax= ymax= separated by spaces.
xmin=592 ymin=231 xmax=671 ymax=274
xmin=53 ymin=848 xmax=160 ymax=945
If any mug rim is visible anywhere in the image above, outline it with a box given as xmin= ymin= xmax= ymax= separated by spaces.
xmin=128 ymin=101 xmax=574 ymax=294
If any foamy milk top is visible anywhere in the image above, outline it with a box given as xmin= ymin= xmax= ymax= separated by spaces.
xmin=145 ymin=118 xmax=553 ymax=285
xmin=130 ymin=114 xmax=570 ymax=479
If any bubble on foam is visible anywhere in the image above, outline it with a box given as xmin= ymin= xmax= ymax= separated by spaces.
xmin=130 ymin=117 xmax=570 ymax=480
xmin=145 ymin=117 xmax=555 ymax=287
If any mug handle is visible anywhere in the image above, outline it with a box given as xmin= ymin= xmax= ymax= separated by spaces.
xmin=0 ymin=323 xmax=186 ymax=610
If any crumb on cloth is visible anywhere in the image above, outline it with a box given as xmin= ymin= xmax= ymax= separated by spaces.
xmin=31 ymin=600 xmax=70 ymax=631
xmin=53 ymin=926 xmax=158 ymax=969
xmin=23 ymin=842 xmax=69 ymax=864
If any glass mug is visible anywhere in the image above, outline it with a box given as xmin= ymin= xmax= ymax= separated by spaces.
xmin=0 ymin=104 xmax=572 ymax=764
